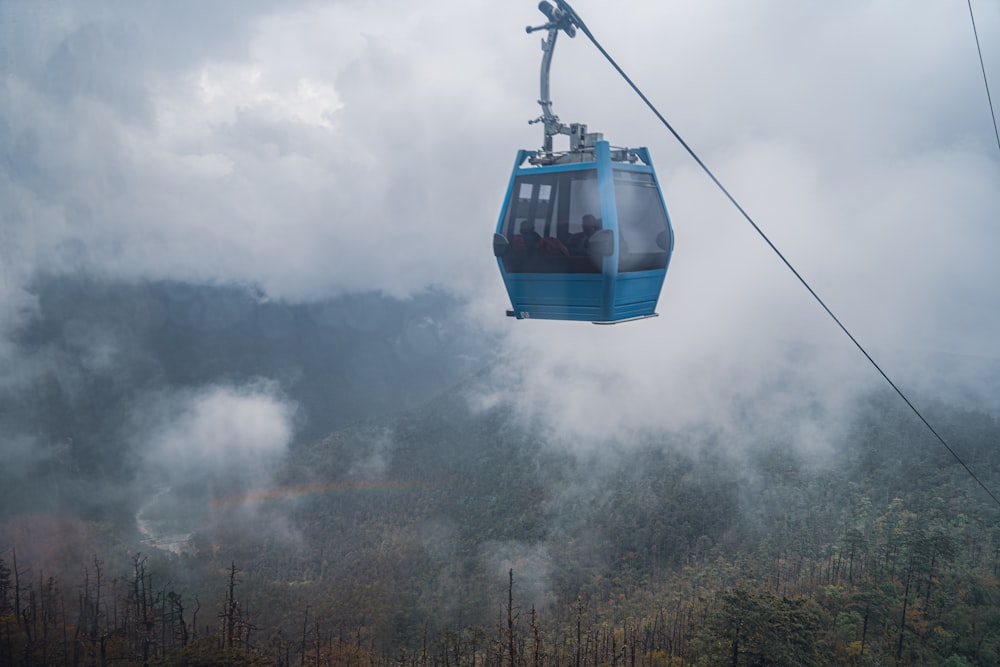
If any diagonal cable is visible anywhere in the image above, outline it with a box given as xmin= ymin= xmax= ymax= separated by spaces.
xmin=967 ymin=0 xmax=1000 ymax=155
xmin=558 ymin=1 xmax=1000 ymax=508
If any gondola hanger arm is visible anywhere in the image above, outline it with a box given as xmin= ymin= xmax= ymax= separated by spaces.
xmin=525 ymin=1 xmax=598 ymax=158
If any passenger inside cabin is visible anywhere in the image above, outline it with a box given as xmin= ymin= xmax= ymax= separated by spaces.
xmin=568 ymin=214 xmax=600 ymax=255
xmin=508 ymin=220 xmax=569 ymax=272
xmin=511 ymin=221 xmax=539 ymax=255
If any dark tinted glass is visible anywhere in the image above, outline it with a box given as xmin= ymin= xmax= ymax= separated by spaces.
xmin=614 ymin=171 xmax=670 ymax=272
xmin=502 ymin=170 xmax=603 ymax=274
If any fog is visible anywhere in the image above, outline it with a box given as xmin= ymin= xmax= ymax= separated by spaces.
xmin=1 ymin=0 xmax=999 ymax=578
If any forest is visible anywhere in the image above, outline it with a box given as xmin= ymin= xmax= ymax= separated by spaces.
xmin=2 ymin=374 xmax=1000 ymax=666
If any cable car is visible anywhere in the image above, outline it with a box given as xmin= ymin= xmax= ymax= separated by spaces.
xmin=493 ymin=1 xmax=674 ymax=323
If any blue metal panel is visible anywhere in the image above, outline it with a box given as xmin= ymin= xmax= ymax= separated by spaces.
xmin=613 ymin=271 xmax=665 ymax=319
xmin=506 ymin=274 xmax=604 ymax=320
xmin=594 ymin=141 xmax=619 ymax=322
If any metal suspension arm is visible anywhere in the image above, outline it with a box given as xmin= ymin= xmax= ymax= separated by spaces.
xmin=526 ymin=1 xmax=586 ymax=155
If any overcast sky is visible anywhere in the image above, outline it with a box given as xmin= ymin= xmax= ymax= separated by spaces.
xmin=2 ymin=1 xmax=999 ymax=451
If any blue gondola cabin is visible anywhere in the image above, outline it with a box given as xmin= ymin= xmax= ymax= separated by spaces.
xmin=493 ymin=139 xmax=674 ymax=323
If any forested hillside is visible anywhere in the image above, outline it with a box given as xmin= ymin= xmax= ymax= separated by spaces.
xmin=2 ymin=370 xmax=999 ymax=666
xmin=0 ymin=278 xmax=485 ymax=525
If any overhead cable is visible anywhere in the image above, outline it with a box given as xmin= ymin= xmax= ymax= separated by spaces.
xmin=967 ymin=0 xmax=1000 ymax=156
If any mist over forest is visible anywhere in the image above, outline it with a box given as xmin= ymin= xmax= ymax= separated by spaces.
xmin=0 ymin=278 xmax=486 ymax=520
xmin=3 ymin=0 xmax=1000 ymax=664
xmin=2 ymin=279 xmax=1000 ymax=666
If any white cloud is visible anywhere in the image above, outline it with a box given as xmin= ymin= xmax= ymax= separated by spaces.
xmin=125 ymin=381 xmax=298 ymax=550
xmin=0 ymin=0 xmax=997 ymax=423
xmin=141 ymin=383 xmax=294 ymax=479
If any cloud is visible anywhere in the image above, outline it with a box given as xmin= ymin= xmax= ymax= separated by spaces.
xmin=1 ymin=0 xmax=997 ymax=454
xmin=0 ymin=0 xmax=525 ymax=305
xmin=1 ymin=1 xmax=996 ymax=308
xmin=127 ymin=381 xmax=297 ymax=549
xmin=139 ymin=382 xmax=295 ymax=481
xmin=479 ymin=320 xmax=874 ymax=457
